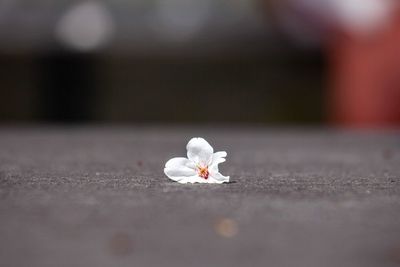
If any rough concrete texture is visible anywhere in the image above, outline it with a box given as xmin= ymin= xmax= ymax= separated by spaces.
xmin=0 ymin=126 xmax=400 ymax=267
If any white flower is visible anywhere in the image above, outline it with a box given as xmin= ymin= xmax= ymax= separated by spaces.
xmin=164 ymin=137 xmax=230 ymax=184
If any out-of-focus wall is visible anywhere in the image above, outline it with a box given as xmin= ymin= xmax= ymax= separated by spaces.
xmin=0 ymin=0 xmax=325 ymax=124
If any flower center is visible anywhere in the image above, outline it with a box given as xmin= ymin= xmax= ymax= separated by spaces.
xmin=197 ymin=165 xmax=209 ymax=179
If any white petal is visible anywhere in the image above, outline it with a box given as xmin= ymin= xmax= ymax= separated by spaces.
xmin=186 ymin=137 xmax=213 ymax=166
xmin=209 ymin=151 xmax=229 ymax=183
xmin=177 ymin=175 xmax=210 ymax=184
xmin=164 ymin=157 xmax=196 ymax=182
xmin=209 ymin=171 xmax=230 ymax=183
xmin=212 ymin=151 xmax=227 ymax=165
xmin=208 ymin=151 xmax=227 ymax=174
xmin=165 ymin=157 xmax=196 ymax=169
xmin=175 ymin=175 xmax=204 ymax=184
xmin=177 ymin=175 xmax=229 ymax=184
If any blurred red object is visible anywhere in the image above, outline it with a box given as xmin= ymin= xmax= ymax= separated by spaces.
xmin=329 ymin=9 xmax=400 ymax=128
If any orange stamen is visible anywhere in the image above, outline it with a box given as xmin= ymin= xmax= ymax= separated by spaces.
xmin=197 ymin=166 xmax=209 ymax=179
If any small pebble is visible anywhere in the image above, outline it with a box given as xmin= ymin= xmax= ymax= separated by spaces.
xmin=214 ymin=218 xmax=238 ymax=238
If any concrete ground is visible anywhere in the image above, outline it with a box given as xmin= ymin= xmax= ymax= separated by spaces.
xmin=0 ymin=126 xmax=399 ymax=267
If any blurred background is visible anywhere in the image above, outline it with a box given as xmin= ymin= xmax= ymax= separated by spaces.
xmin=0 ymin=0 xmax=399 ymax=127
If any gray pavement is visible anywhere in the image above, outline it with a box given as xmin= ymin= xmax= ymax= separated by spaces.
xmin=0 ymin=126 xmax=400 ymax=267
